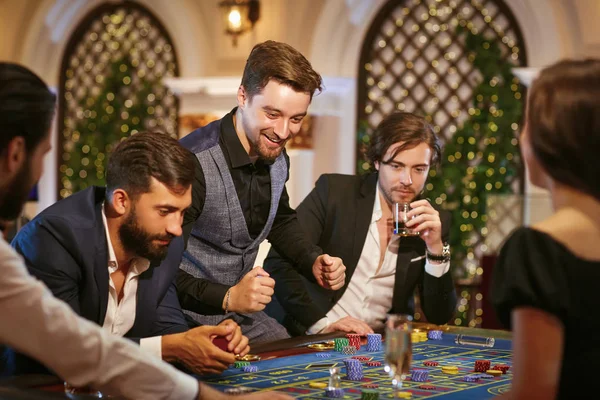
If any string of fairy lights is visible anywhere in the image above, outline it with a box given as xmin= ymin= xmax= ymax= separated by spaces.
xmin=358 ymin=0 xmax=525 ymax=327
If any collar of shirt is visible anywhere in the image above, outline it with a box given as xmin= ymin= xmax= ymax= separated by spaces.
xmin=220 ymin=107 xmax=275 ymax=170
xmin=101 ymin=203 xmax=150 ymax=276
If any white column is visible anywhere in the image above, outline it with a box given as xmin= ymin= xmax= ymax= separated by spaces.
xmin=511 ymin=67 xmax=554 ymax=225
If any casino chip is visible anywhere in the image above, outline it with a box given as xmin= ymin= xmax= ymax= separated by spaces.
xmin=366 ymin=333 xmax=382 ymax=352
xmin=316 ymin=353 xmax=332 ymax=358
xmin=396 ymin=392 xmax=412 ymax=398
xmin=224 ymin=387 xmax=254 ymax=395
xmin=474 ymin=360 xmax=491 ymax=372
xmin=366 ymin=361 xmax=382 ymax=367
xmin=492 ymin=364 xmax=510 ymax=374
xmin=423 ymin=361 xmax=439 ymax=367
xmin=362 ymin=384 xmax=379 ymax=388
xmin=463 ymin=374 xmax=480 ymax=382
xmin=325 ymin=388 xmax=344 ymax=398
xmin=485 ymin=369 xmax=503 ymax=376
xmin=308 ymin=382 xmax=328 ymax=389
xmin=242 ymin=366 xmax=258 ymax=372
xmin=418 ymin=385 xmax=436 ymax=390
xmin=360 ymin=388 xmax=379 ymax=400
xmin=427 ymin=330 xmax=443 ymax=340
xmin=411 ymin=369 xmax=429 ymax=382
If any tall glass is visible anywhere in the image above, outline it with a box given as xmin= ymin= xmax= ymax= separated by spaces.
xmin=393 ymin=203 xmax=420 ymax=236
xmin=384 ymin=314 xmax=413 ymax=397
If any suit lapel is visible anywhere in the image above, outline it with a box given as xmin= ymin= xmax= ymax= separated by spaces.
xmin=92 ymin=197 xmax=110 ymax=325
xmin=350 ymin=174 xmax=378 ymax=271
xmin=391 ymin=236 xmax=425 ymax=312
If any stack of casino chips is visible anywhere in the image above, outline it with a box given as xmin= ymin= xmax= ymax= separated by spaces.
xmin=316 ymin=353 xmax=332 ymax=358
xmin=491 ymin=364 xmax=510 ymax=374
xmin=342 ymin=345 xmax=357 ymax=355
xmin=427 ymin=330 xmax=443 ymax=340
xmin=325 ymin=388 xmax=345 ymax=398
xmin=334 ymin=338 xmax=350 ymax=352
xmin=411 ymin=369 xmax=429 ymax=382
xmin=234 ymin=361 xmax=250 ymax=369
xmin=347 ymin=333 xmax=361 ymax=350
xmin=474 ymin=360 xmax=491 ymax=373
xmin=243 ymin=366 xmax=258 ymax=372
xmin=366 ymin=333 xmax=382 ymax=351
xmin=360 ymin=389 xmax=379 ymax=400
xmin=463 ymin=374 xmax=480 ymax=382
xmin=343 ymin=358 xmax=364 ymax=381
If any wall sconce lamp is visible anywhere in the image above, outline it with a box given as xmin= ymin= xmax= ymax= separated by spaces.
xmin=219 ymin=0 xmax=260 ymax=47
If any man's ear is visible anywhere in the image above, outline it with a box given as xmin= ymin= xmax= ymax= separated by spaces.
xmin=237 ymin=85 xmax=247 ymax=109
xmin=4 ymin=136 xmax=27 ymax=174
xmin=109 ymin=188 xmax=130 ymax=216
xmin=374 ymin=160 xmax=380 ymax=171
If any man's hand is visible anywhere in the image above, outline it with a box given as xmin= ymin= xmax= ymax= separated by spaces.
xmin=320 ymin=316 xmax=374 ymax=335
xmin=200 ymin=383 xmax=294 ymax=400
xmin=312 ymin=254 xmax=346 ymax=290
xmin=217 ymin=319 xmax=250 ymax=356
xmin=162 ymin=324 xmax=237 ymax=375
xmin=406 ymin=199 xmax=444 ymax=254
xmin=227 ymin=267 xmax=275 ymax=313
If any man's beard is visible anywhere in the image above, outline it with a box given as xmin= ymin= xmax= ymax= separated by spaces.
xmin=0 ymin=161 xmax=33 ymax=221
xmin=118 ymin=207 xmax=174 ymax=262
xmin=244 ymin=120 xmax=286 ymax=162
xmin=380 ymin=184 xmax=417 ymax=206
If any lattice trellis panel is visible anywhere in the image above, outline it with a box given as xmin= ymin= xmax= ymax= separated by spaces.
xmin=357 ymin=0 xmax=526 ymax=170
xmin=58 ymin=3 xmax=178 ymax=198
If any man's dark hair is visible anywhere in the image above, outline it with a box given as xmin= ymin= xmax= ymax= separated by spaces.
xmin=105 ymin=132 xmax=196 ymax=199
xmin=241 ymin=40 xmax=323 ymax=100
xmin=366 ymin=111 xmax=442 ymax=167
xmin=0 ymin=63 xmax=56 ymax=153
xmin=527 ymin=58 xmax=600 ymax=201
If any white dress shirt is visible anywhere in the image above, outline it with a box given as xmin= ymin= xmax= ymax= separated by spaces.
xmin=0 ymin=234 xmax=198 ymax=399
xmin=101 ymin=206 xmax=161 ymax=358
xmin=308 ymin=184 xmax=450 ymax=333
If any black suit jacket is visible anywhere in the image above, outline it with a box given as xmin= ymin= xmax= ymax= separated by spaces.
xmin=7 ymin=187 xmax=189 ymax=374
xmin=263 ymin=173 xmax=457 ymax=336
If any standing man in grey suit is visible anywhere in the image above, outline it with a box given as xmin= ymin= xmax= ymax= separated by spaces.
xmin=263 ymin=112 xmax=457 ymax=336
xmin=174 ymin=40 xmax=347 ymax=343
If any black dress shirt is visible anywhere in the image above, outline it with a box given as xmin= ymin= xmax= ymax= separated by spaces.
xmin=176 ymin=108 xmax=322 ymax=313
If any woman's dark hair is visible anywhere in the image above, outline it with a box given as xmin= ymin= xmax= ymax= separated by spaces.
xmin=527 ymin=58 xmax=600 ymax=200
xmin=366 ymin=111 xmax=441 ymax=167
xmin=106 ymin=131 xmax=196 ymax=199
xmin=241 ymin=40 xmax=323 ymax=100
xmin=0 ymin=63 xmax=56 ymax=153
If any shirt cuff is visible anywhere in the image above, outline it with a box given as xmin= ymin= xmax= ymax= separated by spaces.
xmin=306 ymin=317 xmax=330 ymax=335
xmin=424 ymin=260 xmax=450 ymax=278
xmin=140 ymin=336 xmax=163 ymax=360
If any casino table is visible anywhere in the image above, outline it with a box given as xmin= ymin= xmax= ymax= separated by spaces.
xmin=204 ymin=323 xmax=513 ymax=399
xmin=0 ymin=323 xmax=512 ymax=399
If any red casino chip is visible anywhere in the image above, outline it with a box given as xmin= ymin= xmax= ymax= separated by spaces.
xmin=352 ymin=356 xmax=371 ymax=361
xmin=474 ymin=360 xmax=491 ymax=372
xmin=366 ymin=361 xmax=382 ymax=366
xmin=423 ymin=361 xmax=439 ymax=366
xmin=419 ymin=385 xmax=436 ymax=390
xmin=362 ymin=384 xmax=379 ymax=389
xmin=492 ymin=364 xmax=510 ymax=374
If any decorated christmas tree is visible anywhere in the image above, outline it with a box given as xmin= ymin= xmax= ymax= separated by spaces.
xmin=426 ymin=26 xmax=523 ymax=281
xmin=62 ymin=57 xmax=159 ymax=194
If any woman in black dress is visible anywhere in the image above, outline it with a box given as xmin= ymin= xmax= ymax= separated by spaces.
xmin=492 ymin=59 xmax=600 ymax=399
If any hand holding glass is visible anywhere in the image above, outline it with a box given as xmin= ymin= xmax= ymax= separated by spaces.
xmin=393 ymin=203 xmax=420 ymax=236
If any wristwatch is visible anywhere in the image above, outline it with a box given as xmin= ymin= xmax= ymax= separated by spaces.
xmin=426 ymin=242 xmax=451 ymax=263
